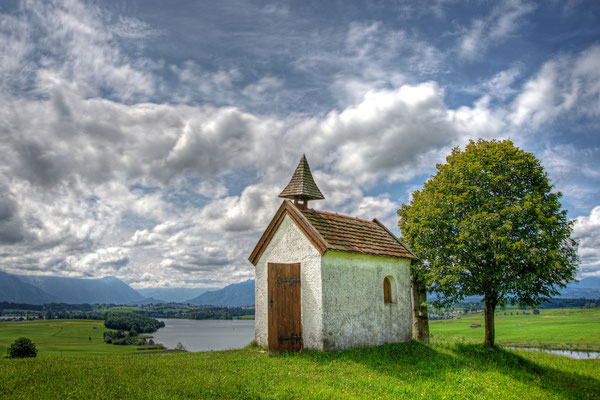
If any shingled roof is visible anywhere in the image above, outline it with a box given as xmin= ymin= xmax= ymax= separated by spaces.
xmin=278 ymin=155 xmax=325 ymax=201
xmin=301 ymin=209 xmax=416 ymax=259
xmin=248 ymin=200 xmax=417 ymax=265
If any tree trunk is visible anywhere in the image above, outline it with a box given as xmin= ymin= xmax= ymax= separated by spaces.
xmin=412 ymin=276 xmax=430 ymax=343
xmin=484 ymin=297 xmax=496 ymax=347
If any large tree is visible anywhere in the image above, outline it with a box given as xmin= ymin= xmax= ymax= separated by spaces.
xmin=398 ymin=139 xmax=578 ymax=347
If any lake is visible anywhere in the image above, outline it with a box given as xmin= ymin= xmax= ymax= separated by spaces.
xmin=152 ymin=319 xmax=255 ymax=352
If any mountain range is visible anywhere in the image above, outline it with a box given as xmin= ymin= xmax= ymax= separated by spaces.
xmin=557 ymin=277 xmax=600 ymax=299
xmin=1 ymin=269 xmax=597 ymax=306
xmin=428 ymin=277 xmax=600 ymax=302
xmin=135 ymin=287 xmax=208 ymax=303
xmin=0 ymin=270 xmax=255 ymax=306
xmin=186 ymin=280 xmax=254 ymax=306
xmin=0 ymin=271 xmax=145 ymax=304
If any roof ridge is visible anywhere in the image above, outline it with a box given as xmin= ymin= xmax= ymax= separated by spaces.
xmin=306 ymin=209 xmax=376 ymax=224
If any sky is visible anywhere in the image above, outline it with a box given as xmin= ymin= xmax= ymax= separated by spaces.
xmin=0 ymin=0 xmax=599 ymax=289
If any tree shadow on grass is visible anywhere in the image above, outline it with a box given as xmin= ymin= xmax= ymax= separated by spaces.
xmin=447 ymin=343 xmax=600 ymax=399
xmin=291 ymin=341 xmax=599 ymax=399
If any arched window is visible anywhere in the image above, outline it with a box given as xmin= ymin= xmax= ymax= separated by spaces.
xmin=383 ymin=277 xmax=392 ymax=303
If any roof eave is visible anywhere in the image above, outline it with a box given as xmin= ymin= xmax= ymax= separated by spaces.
xmin=248 ymin=200 xmax=328 ymax=266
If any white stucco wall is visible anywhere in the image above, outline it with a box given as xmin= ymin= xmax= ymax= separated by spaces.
xmin=320 ymin=251 xmax=412 ymax=350
xmin=254 ymin=215 xmax=324 ymax=349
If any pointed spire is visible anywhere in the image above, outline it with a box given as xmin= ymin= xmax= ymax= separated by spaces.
xmin=279 ymin=155 xmax=324 ymax=208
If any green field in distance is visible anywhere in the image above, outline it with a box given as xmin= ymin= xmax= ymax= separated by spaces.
xmin=430 ymin=308 xmax=600 ymax=350
xmin=0 ymin=319 xmax=153 ymax=357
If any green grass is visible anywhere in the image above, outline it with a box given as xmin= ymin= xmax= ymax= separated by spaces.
xmin=0 ymin=319 xmax=152 ymax=357
xmin=430 ymin=308 xmax=600 ymax=350
xmin=1 ymin=311 xmax=599 ymax=398
xmin=1 ymin=341 xmax=598 ymax=399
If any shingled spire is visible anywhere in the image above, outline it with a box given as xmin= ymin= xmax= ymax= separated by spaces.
xmin=279 ymin=155 xmax=324 ymax=210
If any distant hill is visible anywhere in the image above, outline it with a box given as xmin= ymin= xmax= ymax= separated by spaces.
xmin=135 ymin=287 xmax=208 ymax=303
xmin=574 ymin=276 xmax=600 ymax=288
xmin=558 ymin=277 xmax=600 ymax=298
xmin=0 ymin=270 xmax=58 ymax=304
xmin=428 ymin=277 xmax=600 ymax=303
xmin=0 ymin=272 xmax=146 ymax=304
xmin=128 ymin=297 xmax=166 ymax=305
xmin=187 ymin=280 xmax=254 ymax=306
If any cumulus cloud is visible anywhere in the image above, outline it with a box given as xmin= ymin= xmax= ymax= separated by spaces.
xmin=510 ymin=44 xmax=600 ymax=127
xmin=1 ymin=61 xmax=581 ymax=284
xmin=573 ymin=206 xmax=600 ymax=277
xmin=1 ymin=0 xmax=598 ymax=285
xmin=539 ymin=145 xmax=600 ymax=212
xmin=0 ymin=76 xmax=503 ymax=284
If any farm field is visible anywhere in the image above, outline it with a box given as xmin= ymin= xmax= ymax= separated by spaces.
xmin=1 ymin=340 xmax=599 ymax=399
xmin=0 ymin=319 xmax=152 ymax=357
xmin=430 ymin=308 xmax=600 ymax=350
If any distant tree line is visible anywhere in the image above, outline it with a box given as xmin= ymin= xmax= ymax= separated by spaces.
xmin=425 ymin=297 xmax=600 ymax=321
xmin=113 ymin=305 xmax=255 ymax=320
xmin=0 ymin=302 xmax=255 ymax=321
xmin=0 ymin=302 xmax=103 ymax=319
xmin=186 ymin=307 xmax=254 ymax=320
xmin=536 ymin=298 xmax=600 ymax=309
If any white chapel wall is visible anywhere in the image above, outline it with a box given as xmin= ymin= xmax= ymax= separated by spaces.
xmin=320 ymin=251 xmax=412 ymax=350
xmin=254 ymin=214 xmax=324 ymax=349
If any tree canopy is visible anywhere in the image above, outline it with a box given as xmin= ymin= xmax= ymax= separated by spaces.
xmin=398 ymin=139 xmax=578 ymax=346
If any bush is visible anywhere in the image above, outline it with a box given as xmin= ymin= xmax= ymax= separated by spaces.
xmin=103 ymin=330 xmax=148 ymax=346
xmin=7 ymin=337 xmax=38 ymax=358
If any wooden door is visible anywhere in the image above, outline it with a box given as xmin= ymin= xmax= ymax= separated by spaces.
xmin=268 ymin=262 xmax=302 ymax=353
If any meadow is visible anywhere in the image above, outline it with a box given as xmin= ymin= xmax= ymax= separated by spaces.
xmin=1 ymin=310 xmax=599 ymax=399
xmin=0 ymin=319 xmax=148 ymax=357
xmin=1 ymin=340 xmax=599 ymax=399
xmin=430 ymin=308 xmax=600 ymax=350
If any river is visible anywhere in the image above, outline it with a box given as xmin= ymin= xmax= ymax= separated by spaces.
xmin=151 ymin=319 xmax=255 ymax=352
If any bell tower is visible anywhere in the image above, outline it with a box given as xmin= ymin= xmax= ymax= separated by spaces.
xmin=278 ymin=155 xmax=324 ymax=210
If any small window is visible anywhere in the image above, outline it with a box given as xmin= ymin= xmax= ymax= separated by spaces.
xmin=383 ymin=277 xmax=392 ymax=303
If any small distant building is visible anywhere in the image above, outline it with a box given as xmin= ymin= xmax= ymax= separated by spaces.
xmin=249 ymin=155 xmax=417 ymax=353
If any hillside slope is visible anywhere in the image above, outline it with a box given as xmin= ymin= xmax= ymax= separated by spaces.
xmin=187 ymin=280 xmax=254 ymax=306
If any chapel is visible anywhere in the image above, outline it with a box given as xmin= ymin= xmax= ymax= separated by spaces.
xmin=249 ymin=155 xmax=417 ymax=352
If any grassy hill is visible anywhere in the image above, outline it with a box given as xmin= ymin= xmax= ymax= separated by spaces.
xmin=1 ymin=341 xmax=598 ymax=399
xmin=1 ymin=311 xmax=599 ymax=399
